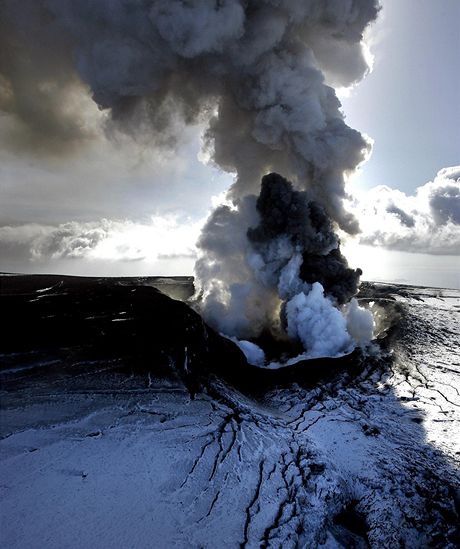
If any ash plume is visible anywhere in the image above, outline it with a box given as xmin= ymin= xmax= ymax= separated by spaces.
xmin=195 ymin=174 xmax=374 ymax=364
xmin=1 ymin=1 xmax=380 ymax=362
xmin=248 ymin=173 xmax=362 ymax=305
xmin=1 ymin=0 xmax=378 ymax=229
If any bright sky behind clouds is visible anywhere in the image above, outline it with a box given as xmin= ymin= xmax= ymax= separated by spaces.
xmin=0 ymin=0 xmax=458 ymax=288
xmin=342 ymin=0 xmax=460 ymax=194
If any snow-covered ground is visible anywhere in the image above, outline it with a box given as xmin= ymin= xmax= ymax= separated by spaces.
xmin=1 ymin=283 xmax=459 ymax=548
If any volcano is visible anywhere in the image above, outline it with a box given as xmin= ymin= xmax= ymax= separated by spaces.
xmin=1 ymin=274 xmax=459 ymax=548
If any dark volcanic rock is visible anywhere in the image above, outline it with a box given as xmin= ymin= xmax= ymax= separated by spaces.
xmin=0 ymin=274 xmax=362 ymax=397
xmin=0 ymin=274 xmax=247 ymax=394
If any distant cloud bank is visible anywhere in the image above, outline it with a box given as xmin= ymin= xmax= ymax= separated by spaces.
xmin=0 ymin=216 xmax=200 ymax=268
xmin=352 ymin=166 xmax=460 ymax=255
xmin=0 ymin=167 xmax=458 ymax=275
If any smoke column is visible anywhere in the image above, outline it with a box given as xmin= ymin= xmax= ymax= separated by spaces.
xmin=1 ymin=1 xmax=380 ymax=363
xmin=196 ymin=173 xmax=374 ymax=365
xmin=2 ymin=0 xmax=378 ymax=215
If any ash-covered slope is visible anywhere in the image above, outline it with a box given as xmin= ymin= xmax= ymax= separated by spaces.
xmin=0 ymin=275 xmax=459 ymax=548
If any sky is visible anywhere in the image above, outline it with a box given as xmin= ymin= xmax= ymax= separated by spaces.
xmin=0 ymin=0 xmax=459 ymax=288
xmin=341 ymin=0 xmax=460 ymax=195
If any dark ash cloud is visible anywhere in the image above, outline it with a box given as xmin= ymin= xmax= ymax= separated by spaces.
xmin=248 ymin=173 xmax=361 ymax=305
xmin=1 ymin=0 xmax=379 ymax=230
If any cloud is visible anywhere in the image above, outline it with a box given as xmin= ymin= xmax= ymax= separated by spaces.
xmin=2 ymin=166 xmax=458 ymax=284
xmin=31 ymin=222 xmax=110 ymax=259
xmin=0 ymin=215 xmax=203 ymax=267
xmin=157 ymin=253 xmax=196 ymax=260
xmin=351 ymin=166 xmax=460 ymax=255
xmin=0 ymin=119 xmax=233 ymax=228
xmin=0 ymin=0 xmax=380 ymax=235
xmin=385 ymin=203 xmax=415 ymax=228
xmin=427 ymin=166 xmax=460 ymax=225
xmin=0 ymin=0 xmax=100 ymax=155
